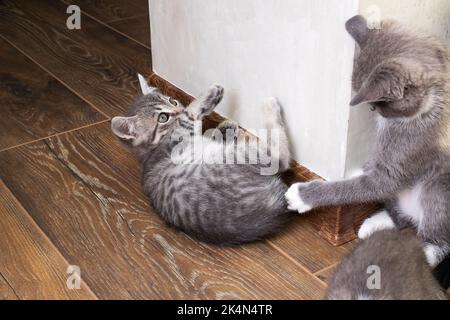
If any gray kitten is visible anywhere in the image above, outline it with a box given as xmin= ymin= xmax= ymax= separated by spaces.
xmin=326 ymin=230 xmax=448 ymax=300
xmin=286 ymin=15 xmax=450 ymax=266
xmin=111 ymin=75 xmax=292 ymax=245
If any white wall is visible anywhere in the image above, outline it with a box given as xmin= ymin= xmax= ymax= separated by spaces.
xmin=344 ymin=0 xmax=450 ymax=177
xmin=149 ymin=0 xmax=450 ymax=181
xmin=150 ymin=0 xmax=358 ymax=180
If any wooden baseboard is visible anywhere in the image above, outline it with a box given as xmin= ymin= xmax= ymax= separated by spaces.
xmin=147 ymin=73 xmax=379 ymax=246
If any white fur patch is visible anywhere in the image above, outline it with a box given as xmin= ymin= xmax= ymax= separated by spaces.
xmin=398 ymin=184 xmax=423 ymax=227
xmin=285 ymin=183 xmax=312 ymax=214
xmin=358 ymin=210 xmax=395 ymax=240
xmin=424 ymin=243 xmax=445 ymax=267
xmin=420 ymin=89 xmax=436 ymax=116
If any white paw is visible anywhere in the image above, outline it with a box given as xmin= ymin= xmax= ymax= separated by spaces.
xmin=357 ymin=210 xmax=395 ymax=240
xmin=285 ymin=183 xmax=312 ymax=214
xmin=424 ymin=244 xmax=444 ymax=267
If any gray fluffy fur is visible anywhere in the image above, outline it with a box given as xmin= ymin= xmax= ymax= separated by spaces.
xmin=326 ymin=230 xmax=448 ymax=300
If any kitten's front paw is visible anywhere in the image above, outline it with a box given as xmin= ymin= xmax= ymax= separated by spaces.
xmin=205 ymin=85 xmax=224 ymax=107
xmin=285 ymin=183 xmax=313 ymax=214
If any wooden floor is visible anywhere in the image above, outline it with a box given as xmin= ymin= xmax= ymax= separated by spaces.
xmin=0 ymin=0 xmax=357 ymax=299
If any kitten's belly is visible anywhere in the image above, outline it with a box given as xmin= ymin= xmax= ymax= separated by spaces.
xmin=397 ymin=183 xmax=423 ymax=227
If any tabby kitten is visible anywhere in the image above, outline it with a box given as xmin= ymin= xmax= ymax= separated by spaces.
xmin=111 ymin=75 xmax=292 ymax=245
xmin=286 ymin=15 xmax=450 ymax=267
xmin=326 ymin=230 xmax=448 ymax=300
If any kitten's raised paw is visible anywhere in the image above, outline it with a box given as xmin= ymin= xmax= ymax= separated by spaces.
xmin=357 ymin=210 xmax=395 ymax=240
xmin=205 ymin=85 xmax=224 ymax=107
xmin=285 ymin=183 xmax=312 ymax=214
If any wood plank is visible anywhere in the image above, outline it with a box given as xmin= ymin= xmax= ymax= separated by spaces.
xmin=0 ymin=123 xmax=325 ymax=299
xmin=65 ymin=0 xmax=148 ymax=23
xmin=0 ymin=181 xmax=96 ymax=299
xmin=315 ymin=264 xmax=337 ymax=285
xmin=268 ymin=216 xmax=355 ymax=274
xmin=109 ymin=16 xmax=151 ymax=48
xmin=0 ymin=0 xmax=151 ymax=117
xmin=0 ymin=38 xmax=105 ymax=151
xmin=0 ymin=273 xmax=18 ymax=300
xmin=130 ymin=0 xmax=149 ymax=12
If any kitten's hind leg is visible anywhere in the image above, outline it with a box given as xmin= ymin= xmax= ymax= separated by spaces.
xmin=260 ymin=98 xmax=291 ymax=172
xmin=357 ymin=210 xmax=396 ymax=240
xmin=357 ymin=199 xmax=412 ymax=240
xmin=419 ymin=173 xmax=450 ymax=267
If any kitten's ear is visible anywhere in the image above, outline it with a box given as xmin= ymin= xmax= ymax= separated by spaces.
xmin=350 ymin=65 xmax=405 ymax=106
xmin=111 ymin=116 xmax=138 ymax=140
xmin=137 ymin=73 xmax=156 ymax=95
xmin=346 ymin=15 xmax=369 ymax=47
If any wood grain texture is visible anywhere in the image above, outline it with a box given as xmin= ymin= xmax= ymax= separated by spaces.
xmin=0 ymin=181 xmax=96 ymax=300
xmin=66 ymin=0 xmax=148 ymax=23
xmin=0 ymin=0 xmax=151 ymax=117
xmin=0 ymin=38 xmax=105 ymax=151
xmin=315 ymin=264 xmax=337 ymax=285
xmin=268 ymin=217 xmax=354 ymax=274
xmin=61 ymin=0 xmax=151 ymax=48
xmin=0 ymin=123 xmax=325 ymax=299
xmin=109 ymin=16 xmax=151 ymax=48
xmin=0 ymin=273 xmax=18 ymax=300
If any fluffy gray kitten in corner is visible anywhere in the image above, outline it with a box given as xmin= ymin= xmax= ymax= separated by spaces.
xmin=286 ymin=15 xmax=450 ymax=267
xmin=111 ymin=75 xmax=292 ymax=245
xmin=326 ymin=230 xmax=448 ymax=300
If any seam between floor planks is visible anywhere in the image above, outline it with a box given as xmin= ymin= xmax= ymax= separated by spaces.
xmin=0 ymin=271 xmax=20 ymax=300
xmin=0 ymin=120 xmax=111 ymax=153
xmin=92 ymin=13 xmax=149 ymax=24
xmin=267 ymin=240 xmax=330 ymax=288
xmin=0 ymin=34 xmax=111 ymax=120
xmin=0 ymin=180 xmax=99 ymax=299
xmin=40 ymin=138 xmax=142 ymax=242
xmin=60 ymin=0 xmax=151 ymax=50
xmin=314 ymin=263 xmax=338 ymax=277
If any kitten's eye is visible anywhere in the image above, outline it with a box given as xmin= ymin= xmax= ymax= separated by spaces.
xmin=168 ymin=97 xmax=178 ymax=106
xmin=158 ymin=113 xmax=170 ymax=123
